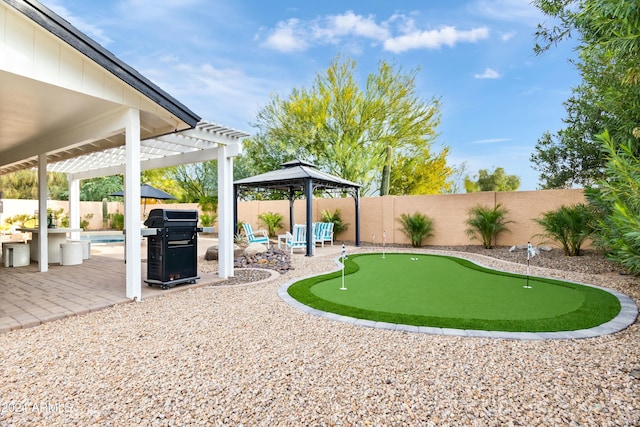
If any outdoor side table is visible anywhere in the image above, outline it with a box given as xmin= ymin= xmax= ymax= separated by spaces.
xmin=277 ymin=234 xmax=288 ymax=249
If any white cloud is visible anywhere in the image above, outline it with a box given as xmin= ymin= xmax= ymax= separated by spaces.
xmin=317 ymin=11 xmax=389 ymax=42
xmin=501 ymin=31 xmax=516 ymax=41
xmin=469 ymin=0 xmax=543 ymax=25
xmin=262 ymin=19 xmax=308 ymax=52
xmin=474 ymin=68 xmax=502 ymax=79
xmin=259 ymin=12 xmax=489 ymax=53
xmin=384 ymin=26 xmax=489 ymax=53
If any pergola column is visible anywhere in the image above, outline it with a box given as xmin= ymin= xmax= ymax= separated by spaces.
xmin=124 ymin=108 xmax=142 ymax=301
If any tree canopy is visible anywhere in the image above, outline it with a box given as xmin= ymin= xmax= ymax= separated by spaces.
xmin=531 ymin=0 xmax=640 ymax=188
xmin=242 ymin=55 xmax=451 ymax=196
xmin=464 ymin=167 xmax=520 ymax=193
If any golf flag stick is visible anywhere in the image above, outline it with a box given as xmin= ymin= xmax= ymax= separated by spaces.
xmin=382 ymin=230 xmax=386 ymax=259
xmin=340 ymin=243 xmax=348 ymax=290
xmin=525 ymin=242 xmax=536 ymax=288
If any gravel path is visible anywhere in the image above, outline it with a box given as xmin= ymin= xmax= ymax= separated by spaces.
xmin=1 ymin=246 xmax=639 ymax=426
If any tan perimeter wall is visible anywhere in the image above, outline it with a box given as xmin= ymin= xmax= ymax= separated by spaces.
xmin=237 ymin=189 xmax=587 ymax=248
xmin=1 ymin=189 xmax=586 ymax=248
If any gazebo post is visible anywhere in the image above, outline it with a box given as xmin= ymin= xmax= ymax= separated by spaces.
xmin=355 ymin=188 xmax=361 ymax=247
xmin=305 ymin=178 xmax=314 ymax=256
xmin=288 ymin=187 xmax=295 ymax=233
xmin=233 ymin=185 xmax=239 ymax=238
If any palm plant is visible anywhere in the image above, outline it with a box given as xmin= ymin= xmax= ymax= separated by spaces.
xmin=397 ymin=212 xmax=434 ymax=247
xmin=258 ymin=211 xmax=284 ymax=237
xmin=465 ymin=204 xmax=513 ymax=249
xmin=534 ymin=203 xmax=595 ymax=256
xmin=320 ymin=208 xmax=348 ymax=234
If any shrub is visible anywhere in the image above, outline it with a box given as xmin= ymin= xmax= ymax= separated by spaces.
xmin=534 ymin=204 xmax=595 ymax=256
xmin=397 ymin=212 xmax=434 ymax=247
xmin=198 ymin=196 xmax=218 ymax=227
xmin=465 ymin=204 xmax=513 ymax=249
xmin=109 ymin=211 xmax=124 ymax=230
xmin=320 ymin=208 xmax=348 ymax=234
xmin=258 ymin=211 xmax=284 ymax=237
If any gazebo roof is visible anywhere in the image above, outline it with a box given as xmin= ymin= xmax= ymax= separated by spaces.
xmin=234 ymin=159 xmax=360 ymax=193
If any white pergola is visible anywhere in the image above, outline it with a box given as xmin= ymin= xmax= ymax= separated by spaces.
xmin=0 ymin=0 xmax=248 ymax=300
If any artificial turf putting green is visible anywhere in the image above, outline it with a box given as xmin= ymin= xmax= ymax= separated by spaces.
xmin=287 ymin=253 xmax=621 ymax=332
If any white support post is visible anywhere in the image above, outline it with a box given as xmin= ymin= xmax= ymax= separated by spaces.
xmin=68 ymin=176 xmax=81 ymax=241
xmin=217 ymin=141 xmax=242 ymax=279
xmin=217 ymin=144 xmax=232 ymax=279
xmin=37 ymin=154 xmax=48 ymax=271
xmin=124 ymin=108 xmax=142 ymax=301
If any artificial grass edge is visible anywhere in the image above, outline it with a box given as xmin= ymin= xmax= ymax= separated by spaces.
xmin=287 ymin=253 xmax=622 ymax=332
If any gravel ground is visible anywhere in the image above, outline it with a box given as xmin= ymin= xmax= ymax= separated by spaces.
xmin=1 ymin=246 xmax=639 ymax=426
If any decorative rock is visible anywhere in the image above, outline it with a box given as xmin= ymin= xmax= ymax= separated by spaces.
xmin=233 ymin=248 xmax=293 ymax=273
xmin=244 ymin=242 xmax=268 ymax=257
xmin=204 ymin=246 xmax=218 ymax=261
xmin=205 ymin=244 xmax=244 ymax=261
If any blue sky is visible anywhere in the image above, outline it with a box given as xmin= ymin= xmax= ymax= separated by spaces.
xmin=43 ymin=0 xmax=580 ymax=191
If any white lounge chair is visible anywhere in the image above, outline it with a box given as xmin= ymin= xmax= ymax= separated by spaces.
xmin=286 ymin=224 xmax=307 ymax=254
xmin=242 ymin=223 xmax=270 ymax=248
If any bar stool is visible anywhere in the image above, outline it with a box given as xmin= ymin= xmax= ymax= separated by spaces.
xmin=3 ymin=243 xmax=31 ymax=267
xmin=60 ymin=242 xmax=83 ymax=266
xmin=69 ymin=240 xmax=91 ymax=260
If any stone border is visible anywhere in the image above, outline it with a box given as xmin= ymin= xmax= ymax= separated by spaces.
xmin=277 ymin=251 xmax=638 ymax=340
xmin=202 ymin=268 xmax=281 ymax=288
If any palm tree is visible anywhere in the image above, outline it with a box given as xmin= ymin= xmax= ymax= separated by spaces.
xmin=397 ymin=212 xmax=434 ymax=247
xmin=465 ymin=204 xmax=513 ymax=249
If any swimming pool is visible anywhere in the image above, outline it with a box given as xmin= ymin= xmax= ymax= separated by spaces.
xmin=80 ymin=234 xmax=125 ymax=244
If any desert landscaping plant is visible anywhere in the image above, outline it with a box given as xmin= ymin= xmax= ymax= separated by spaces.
xmin=198 ymin=196 xmax=218 ymax=227
xmin=465 ymin=204 xmax=513 ymax=249
xmin=320 ymin=208 xmax=348 ymax=234
xmin=534 ymin=204 xmax=595 ymax=256
xmin=258 ymin=211 xmax=284 ymax=237
xmin=397 ymin=212 xmax=434 ymax=247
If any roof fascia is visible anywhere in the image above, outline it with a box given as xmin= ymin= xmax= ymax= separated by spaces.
xmin=6 ymin=0 xmax=200 ymax=127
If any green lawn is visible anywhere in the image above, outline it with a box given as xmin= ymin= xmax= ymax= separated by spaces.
xmin=287 ymin=253 xmax=621 ymax=332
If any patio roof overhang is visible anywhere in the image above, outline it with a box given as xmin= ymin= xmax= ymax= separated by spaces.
xmin=0 ymin=0 xmax=249 ymax=300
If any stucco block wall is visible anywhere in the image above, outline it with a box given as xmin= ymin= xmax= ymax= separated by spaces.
xmin=1 ymin=189 xmax=587 ymax=248
xmin=238 ymin=189 xmax=587 ymax=248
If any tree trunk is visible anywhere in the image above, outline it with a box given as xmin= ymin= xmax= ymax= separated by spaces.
xmin=380 ymin=145 xmax=392 ymax=196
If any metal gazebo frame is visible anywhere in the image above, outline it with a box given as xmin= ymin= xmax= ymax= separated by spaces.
xmin=233 ymin=160 xmax=361 ymax=256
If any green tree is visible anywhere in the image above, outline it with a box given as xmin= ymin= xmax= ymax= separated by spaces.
xmin=463 ymin=167 xmax=520 ymax=193
xmin=0 ymin=171 xmax=68 ymax=199
xmin=244 ymin=54 xmax=449 ymax=196
xmin=532 ymin=0 xmax=640 ymax=187
xmin=80 ymin=176 xmax=123 ymax=201
xmin=168 ymin=162 xmax=218 ymax=202
xmin=389 ymin=146 xmax=453 ymax=194
xmin=586 ymin=131 xmax=640 ymax=274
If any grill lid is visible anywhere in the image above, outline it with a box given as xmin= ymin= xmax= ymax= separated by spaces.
xmin=144 ymin=209 xmax=199 ymax=228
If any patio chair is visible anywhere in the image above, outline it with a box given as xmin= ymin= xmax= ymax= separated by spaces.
xmin=321 ymin=222 xmax=334 ymax=246
xmin=313 ymin=222 xmax=327 ymax=247
xmin=286 ymin=224 xmax=307 ymax=254
xmin=242 ymin=223 xmax=270 ymax=248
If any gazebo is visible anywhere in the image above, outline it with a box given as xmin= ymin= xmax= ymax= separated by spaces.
xmin=234 ymin=160 xmax=361 ymax=256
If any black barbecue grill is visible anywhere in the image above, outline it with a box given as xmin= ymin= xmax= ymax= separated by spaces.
xmin=143 ymin=209 xmax=202 ymax=289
